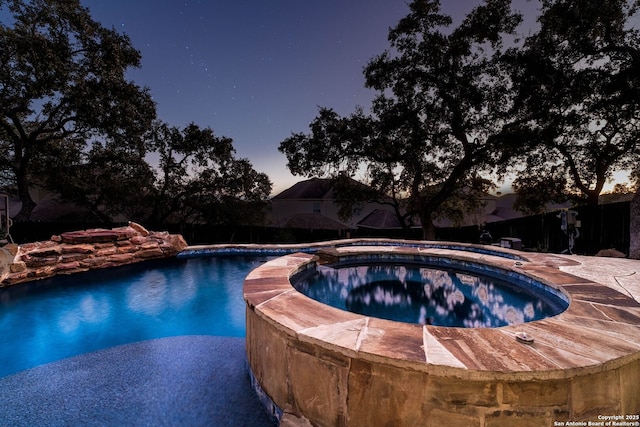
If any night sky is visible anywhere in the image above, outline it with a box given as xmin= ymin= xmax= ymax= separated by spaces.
xmin=79 ymin=0 xmax=545 ymax=194
xmin=0 ymin=1 xmax=530 ymax=194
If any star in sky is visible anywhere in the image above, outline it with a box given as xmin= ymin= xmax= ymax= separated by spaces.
xmin=81 ymin=0 xmax=543 ymax=194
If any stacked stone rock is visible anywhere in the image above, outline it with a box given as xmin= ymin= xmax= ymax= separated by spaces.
xmin=1 ymin=222 xmax=188 ymax=286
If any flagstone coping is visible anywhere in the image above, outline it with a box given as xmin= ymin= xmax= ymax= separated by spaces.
xmin=244 ymin=244 xmax=640 ymax=424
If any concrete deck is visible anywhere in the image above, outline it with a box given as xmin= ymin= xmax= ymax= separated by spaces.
xmin=557 ymin=254 xmax=640 ymax=302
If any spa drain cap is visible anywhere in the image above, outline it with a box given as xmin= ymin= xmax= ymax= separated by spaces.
xmin=515 ymin=331 xmax=534 ymax=344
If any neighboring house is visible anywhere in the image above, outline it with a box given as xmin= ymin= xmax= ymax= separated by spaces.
xmin=271 ymin=177 xmax=583 ymax=232
xmin=357 ymin=208 xmax=418 ymax=231
xmin=4 ymin=186 xmax=127 ymax=223
xmin=270 ymin=177 xmax=395 ymax=230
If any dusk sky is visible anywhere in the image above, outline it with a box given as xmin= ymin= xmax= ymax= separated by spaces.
xmin=81 ymin=0 xmax=542 ymax=195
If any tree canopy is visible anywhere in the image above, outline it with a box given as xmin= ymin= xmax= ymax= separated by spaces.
xmin=1 ymin=0 xmax=272 ymax=229
xmin=39 ymin=121 xmax=273 ymax=227
xmin=508 ymin=0 xmax=640 ymax=210
xmin=146 ymin=122 xmax=272 ymax=228
xmin=0 ymin=0 xmax=156 ymax=219
xmin=39 ymin=139 xmax=157 ymax=222
xmin=280 ymin=0 xmax=640 ymax=236
xmin=280 ymin=0 xmax=524 ymax=239
xmin=4 ymin=0 xmax=639 ymax=239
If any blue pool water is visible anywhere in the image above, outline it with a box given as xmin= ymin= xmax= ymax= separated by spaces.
xmin=293 ymin=262 xmax=568 ymax=328
xmin=0 ymin=255 xmax=274 ymax=378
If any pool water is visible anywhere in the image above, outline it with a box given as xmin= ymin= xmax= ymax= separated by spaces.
xmin=293 ymin=263 xmax=568 ymax=327
xmin=0 ymin=256 xmax=273 ymax=378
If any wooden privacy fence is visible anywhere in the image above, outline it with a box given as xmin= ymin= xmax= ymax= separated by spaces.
xmin=441 ymin=201 xmax=631 ymax=256
xmin=6 ymin=201 xmax=634 ymax=256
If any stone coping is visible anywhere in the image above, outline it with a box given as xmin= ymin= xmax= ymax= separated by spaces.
xmin=243 ymin=244 xmax=640 ymax=381
xmin=181 ymin=237 xmax=527 ymax=260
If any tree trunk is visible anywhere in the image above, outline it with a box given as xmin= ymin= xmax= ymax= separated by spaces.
xmin=14 ymin=171 xmax=36 ymax=221
xmin=420 ymin=208 xmax=436 ymax=241
xmin=422 ymin=222 xmax=436 ymax=240
xmin=586 ymin=190 xmax=600 ymax=206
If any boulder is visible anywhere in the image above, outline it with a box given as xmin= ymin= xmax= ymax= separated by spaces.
xmin=55 ymin=261 xmax=82 ymax=273
xmin=135 ymin=248 xmax=165 ymax=259
xmin=60 ymin=230 xmax=122 ymax=244
xmin=128 ymin=222 xmax=150 ymax=237
xmin=595 ymin=248 xmax=626 ymax=258
xmin=1 ymin=224 xmax=188 ymax=287
xmin=61 ymin=244 xmax=95 ymax=254
xmin=23 ymin=255 xmax=59 ymax=268
xmin=28 ymin=246 xmax=62 ymax=258
xmin=9 ymin=261 xmax=27 ymax=273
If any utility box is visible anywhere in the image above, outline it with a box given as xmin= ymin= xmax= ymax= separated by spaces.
xmin=500 ymin=237 xmax=522 ymax=250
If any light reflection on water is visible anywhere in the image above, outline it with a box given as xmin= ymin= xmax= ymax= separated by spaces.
xmin=293 ymin=263 xmax=565 ymax=327
xmin=0 ymin=256 xmax=273 ymax=378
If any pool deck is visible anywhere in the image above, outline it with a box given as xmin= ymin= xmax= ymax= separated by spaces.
xmin=555 ymin=254 xmax=640 ymax=302
xmin=0 ymin=241 xmax=638 ymax=426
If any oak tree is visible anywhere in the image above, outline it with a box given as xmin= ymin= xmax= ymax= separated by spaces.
xmin=0 ymin=0 xmax=155 ymax=219
xmin=509 ymin=0 xmax=640 ymax=210
xmin=148 ymin=122 xmax=272 ymax=228
xmin=280 ymin=0 xmax=523 ymax=239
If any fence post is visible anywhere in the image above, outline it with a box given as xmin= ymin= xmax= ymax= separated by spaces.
xmin=630 ymin=189 xmax=640 ymax=259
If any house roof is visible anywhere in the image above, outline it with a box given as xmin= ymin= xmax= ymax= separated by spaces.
xmin=599 ymin=192 xmax=636 ymax=204
xmin=272 ymin=176 xmax=373 ymax=201
xmin=272 ymin=178 xmax=334 ymax=200
xmin=357 ymin=209 xmax=401 ymax=229
xmin=5 ymin=189 xmax=128 ymax=223
xmin=7 ymin=194 xmax=95 ymax=222
xmin=357 ymin=209 xmax=421 ymax=230
xmin=283 ymin=213 xmax=350 ymax=230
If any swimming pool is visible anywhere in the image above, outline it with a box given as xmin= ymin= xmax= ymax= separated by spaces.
xmin=0 ymin=255 xmax=274 ymax=378
xmin=0 ymin=239 xmax=526 ymax=378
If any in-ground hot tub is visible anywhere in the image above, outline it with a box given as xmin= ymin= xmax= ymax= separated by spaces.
xmin=243 ymin=241 xmax=640 ymax=426
xmin=291 ymin=254 xmax=569 ymax=328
